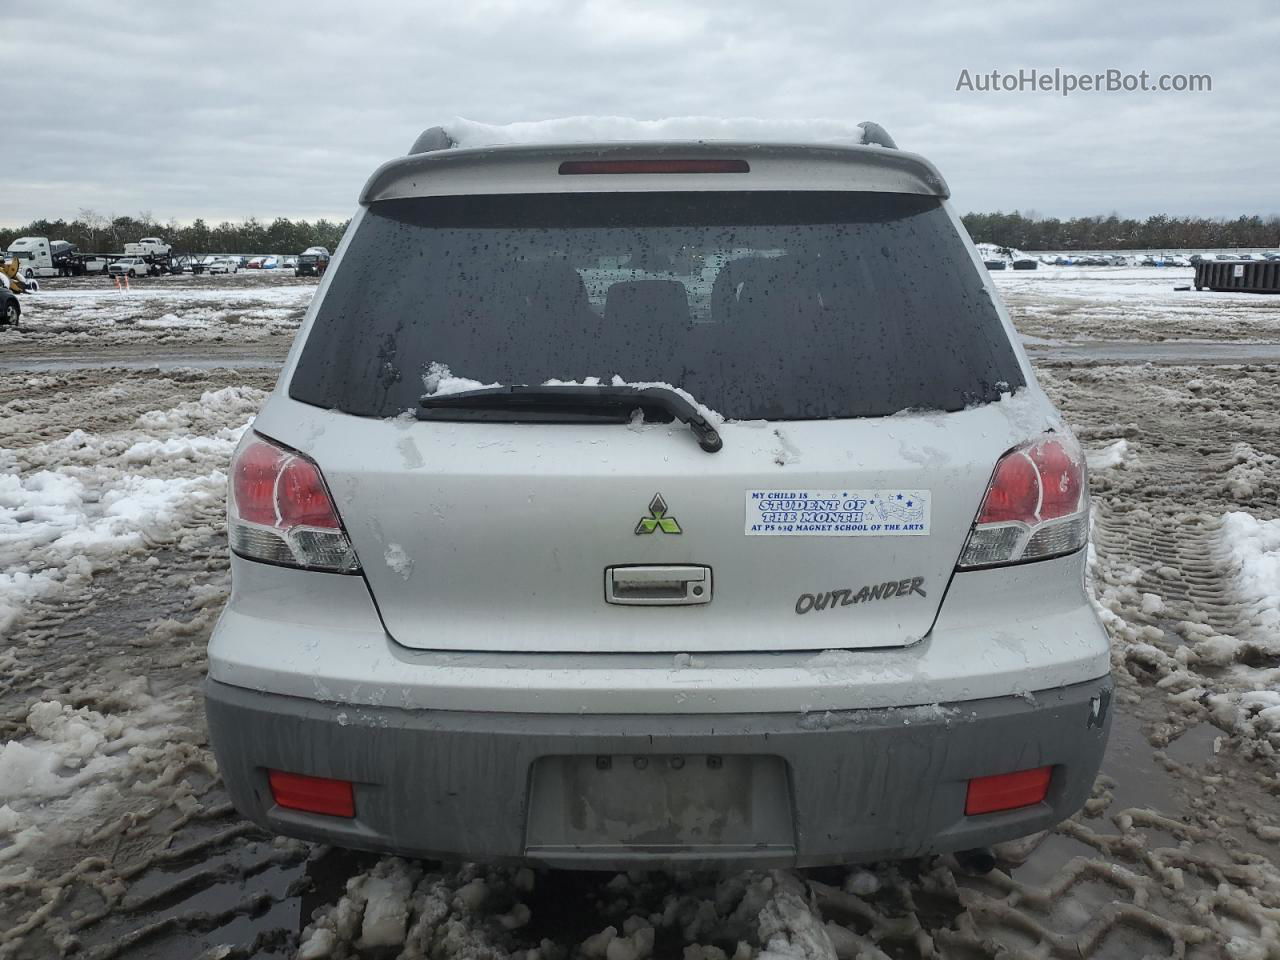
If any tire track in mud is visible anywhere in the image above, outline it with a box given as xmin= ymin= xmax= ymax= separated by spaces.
xmin=1042 ymin=362 xmax=1280 ymax=759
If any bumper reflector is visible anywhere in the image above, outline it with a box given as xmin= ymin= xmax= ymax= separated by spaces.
xmin=965 ymin=766 xmax=1052 ymax=815
xmin=268 ymin=770 xmax=355 ymax=818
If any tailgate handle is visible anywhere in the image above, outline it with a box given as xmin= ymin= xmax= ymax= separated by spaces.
xmin=606 ymin=565 xmax=712 ymax=606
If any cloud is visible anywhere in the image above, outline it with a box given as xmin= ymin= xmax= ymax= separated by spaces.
xmin=3 ymin=0 xmax=1278 ymax=225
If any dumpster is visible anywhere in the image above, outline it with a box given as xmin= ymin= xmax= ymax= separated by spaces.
xmin=1195 ymin=259 xmax=1280 ymax=293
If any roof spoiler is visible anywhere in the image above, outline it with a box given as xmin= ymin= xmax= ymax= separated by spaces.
xmin=406 ymin=121 xmax=898 ymax=154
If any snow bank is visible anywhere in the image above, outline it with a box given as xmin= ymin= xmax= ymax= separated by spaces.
xmin=296 ymin=865 xmax=854 ymax=960
xmin=445 ymin=116 xmax=874 ymax=149
xmin=0 ymin=385 xmax=264 ymax=637
xmin=1221 ymin=512 xmax=1280 ymax=634
xmin=0 ymin=676 xmax=183 ymax=858
xmin=1087 ymin=439 xmax=1131 ymax=470
xmin=1224 ymin=442 xmax=1278 ymax=501
xmin=11 ymin=283 xmax=312 ymax=340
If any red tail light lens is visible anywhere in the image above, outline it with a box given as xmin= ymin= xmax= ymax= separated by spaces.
xmin=966 ymin=766 xmax=1052 ymax=815
xmin=277 ymin=457 xmax=341 ymax=528
xmin=232 ymin=440 xmax=287 ymax=525
xmin=959 ymin=434 xmax=1088 ymax=569
xmin=977 ymin=450 xmax=1040 ymax=523
xmin=1031 ymin=441 xmax=1084 ymax=520
xmin=268 ymin=770 xmax=355 ymax=818
xmin=228 ymin=434 xmax=359 ymax=573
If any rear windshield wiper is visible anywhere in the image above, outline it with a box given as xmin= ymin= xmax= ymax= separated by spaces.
xmin=417 ymin=384 xmax=723 ymax=453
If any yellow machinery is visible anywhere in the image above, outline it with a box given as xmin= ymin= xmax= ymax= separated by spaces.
xmin=2 ymin=256 xmax=30 ymax=293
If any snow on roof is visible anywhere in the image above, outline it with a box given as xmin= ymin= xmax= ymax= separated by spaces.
xmin=443 ymin=116 xmax=876 ymax=149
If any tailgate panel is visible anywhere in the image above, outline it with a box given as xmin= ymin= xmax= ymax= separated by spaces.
xmin=269 ymin=396 xmax=1052 ymax=654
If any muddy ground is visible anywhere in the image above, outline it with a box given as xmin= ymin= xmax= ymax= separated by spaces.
xmin=1 ymin=270 xmax=1278 ymax=959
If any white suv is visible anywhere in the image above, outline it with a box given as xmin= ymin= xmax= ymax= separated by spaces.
xmin=205 ymin=120 xmax=1112 ymax=869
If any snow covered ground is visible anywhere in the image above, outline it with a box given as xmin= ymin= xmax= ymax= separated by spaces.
xmin=1 ymin=270 xmax=1279 ymax=958
xmin=2 ymin=272 xmax=312 ymax=350
xmin=992 ymin=267 xmax=1280 ymax=343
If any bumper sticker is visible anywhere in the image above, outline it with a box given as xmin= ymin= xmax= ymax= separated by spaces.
xmin=745 ymin=489 xmax=931 ymax=536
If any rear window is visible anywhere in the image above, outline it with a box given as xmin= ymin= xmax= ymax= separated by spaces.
xmin=290 ymin=192 xmax=1024 ymax=420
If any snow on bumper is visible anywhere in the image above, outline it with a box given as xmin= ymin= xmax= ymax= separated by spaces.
xmin=205 ymin=674 xmax=1112 ymax=869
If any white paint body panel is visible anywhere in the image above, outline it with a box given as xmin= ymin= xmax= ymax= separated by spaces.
xmin=209 ymin=142 xmax=1108 ymax=710
xmin=207 ymin=550 xmax=1110 ymax=714
xmin=252 ymin=389 xmax=1056 ymax=654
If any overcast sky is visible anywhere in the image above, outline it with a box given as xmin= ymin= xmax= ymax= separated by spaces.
xmin=4 ymin=0 xmax=1278 ymax=226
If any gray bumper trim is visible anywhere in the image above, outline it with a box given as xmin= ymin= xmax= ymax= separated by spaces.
xmin=205 ymin=675 xmax=1112 ymax=869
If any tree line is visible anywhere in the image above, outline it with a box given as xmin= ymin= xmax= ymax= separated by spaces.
xmin=4 ymin=208 xmax=1279 ymax=255
xmin=0 ymin=210 xmax=350 ymax=256
xmin=960 ymin=211 xmax=1280 ymax=251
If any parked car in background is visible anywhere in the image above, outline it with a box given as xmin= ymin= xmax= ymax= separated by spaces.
xmin=124 ymin=237 xmax=172 ymax=257
xmin=246 ymin=257 xmax=266 ymax=269
xmin=283 ymin=256 xmax=298 ymax=269
xmin=108 ymin=257 xmax=150 ymax=277
xmin=262 ymin=257 xmax=279 ymax=270
xmin=295 ymin=246 xmax=331 ymax=277
xmin=1012 ymin=258 xmax=1037 ymax=270
xmin=983 ymin=258 xmax=1007 ymax=270
xmin=209 ymin=258 xmax=239 ymax=274
xmin=206 ymin=119 xmax=1113 ymax=870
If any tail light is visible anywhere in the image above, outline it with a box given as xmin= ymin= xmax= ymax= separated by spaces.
xmin=228 ymin=433 xmax=360 ymax=573
xmin=957 ymin=433 xmax=1088 ymax=569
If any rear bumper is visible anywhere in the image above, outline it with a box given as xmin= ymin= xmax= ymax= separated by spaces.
xmin=205 ymin=673 xmax=1112 ymax=870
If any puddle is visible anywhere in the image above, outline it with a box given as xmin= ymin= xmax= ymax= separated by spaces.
xmin=1162 ymin=723 xmax=1221 ymax=766
xmin=1006 ymin=831 xmax=1101 ymax=888
xmin=71 ymin=845 xmax=373 ymax=960
xmin=1096 ymin=704 xmax=1188 ymax=817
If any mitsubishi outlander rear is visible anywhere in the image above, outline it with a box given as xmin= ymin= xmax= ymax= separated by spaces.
xmin=205 ymin=120 xmax=1112 ymax=869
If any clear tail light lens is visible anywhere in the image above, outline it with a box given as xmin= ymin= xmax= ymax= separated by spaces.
xmin=228 ymin=433 xmax=360 ymax=573
xmin=958 ymin=433 xmax=1088 ymax=569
